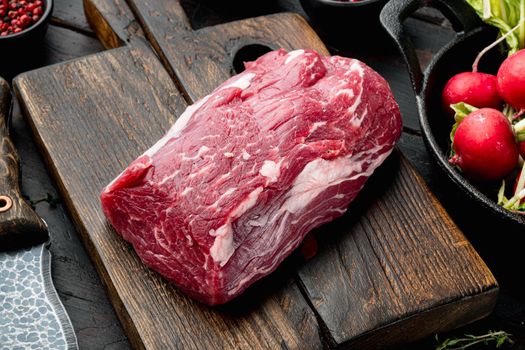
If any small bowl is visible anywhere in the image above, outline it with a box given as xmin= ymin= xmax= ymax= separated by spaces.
xmin=0 ymin=0 xmax=53 ymax=50
xmin=300 ymin=0 xmax=389 ymax=45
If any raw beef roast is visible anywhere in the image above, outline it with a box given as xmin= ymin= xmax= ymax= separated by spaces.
xmin=101 ymin=49 xmax=402 ymax=305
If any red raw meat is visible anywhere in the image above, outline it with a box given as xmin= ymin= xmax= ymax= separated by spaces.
xmin=101 ymin=49 xmax=402 ymax=305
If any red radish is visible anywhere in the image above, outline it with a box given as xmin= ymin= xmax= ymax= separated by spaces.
xmin=497 ymin=49 xmax=525 ymax=110
xmin=450 ymin=108 xmax=518 ymax=181
xmin=442 ymin=72 xmax=502 ymax=115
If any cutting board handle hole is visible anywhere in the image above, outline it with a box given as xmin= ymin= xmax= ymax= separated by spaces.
xmin=233 ymin=44 xmax=272 ymax=74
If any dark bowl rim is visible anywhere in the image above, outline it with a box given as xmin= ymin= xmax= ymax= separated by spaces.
xmin=418 ymin=27 xmax=525 ymax=227
xmin=0 ymin=0 xmax=53 ymax=41
xmin=305 ymin=0 xmax=388 ymax=8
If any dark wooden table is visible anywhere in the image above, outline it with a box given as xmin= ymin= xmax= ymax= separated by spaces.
xmin=1 ymin=1 xmax=524 ymax=349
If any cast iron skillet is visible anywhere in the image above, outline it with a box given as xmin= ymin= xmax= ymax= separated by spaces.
xmin=301 ymin=0 xmax=388 ymax=27
xmin=300 ymin=0 xmax=389 ymax=46
xmin=380 ymin=0 xmax=525 ymax=227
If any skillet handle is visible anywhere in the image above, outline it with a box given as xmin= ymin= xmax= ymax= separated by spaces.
xmin=380 ymin=0 xmax=483 ymax=95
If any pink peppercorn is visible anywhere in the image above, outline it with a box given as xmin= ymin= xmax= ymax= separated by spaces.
xmin=0 ymin=0 xmax=45 ymax=36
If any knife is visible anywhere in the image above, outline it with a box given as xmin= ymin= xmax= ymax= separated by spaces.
xmin=0 ymin=78 xmax=78 ymax=350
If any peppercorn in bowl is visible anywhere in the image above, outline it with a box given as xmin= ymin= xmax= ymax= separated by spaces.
xmin=0 ymin=0 xmax=52 ymax=49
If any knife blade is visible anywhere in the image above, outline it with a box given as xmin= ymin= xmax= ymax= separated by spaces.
xmin=0 ymin=78 xmax=78 ymax=350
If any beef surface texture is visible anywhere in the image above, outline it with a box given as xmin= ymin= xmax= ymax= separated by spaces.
xmin=100 ymin=49 xmax=402 ymax=305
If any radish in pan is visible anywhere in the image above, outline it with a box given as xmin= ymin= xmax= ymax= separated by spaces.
xmin=450 ymin=1 xmax=525 ymax=212
xmin=442 ymin=15 xmax=525 ymax=116
xmin=497 ymin=49 xmax=525 ymax=110
xmin=442 ymin=72 xmax=502 ymax=115
xmin=450 ymin=108 xmax=519 ymax=181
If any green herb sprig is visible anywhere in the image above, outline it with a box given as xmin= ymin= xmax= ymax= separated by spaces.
xmin=435 ymin=330 xmax=513 ymax=350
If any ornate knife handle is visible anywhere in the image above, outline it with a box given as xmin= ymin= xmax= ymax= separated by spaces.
xmin=0 ymin=78 xmax=48 ymax=252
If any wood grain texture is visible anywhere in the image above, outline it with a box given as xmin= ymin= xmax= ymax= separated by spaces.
xmin=51 ymin=0 xmax=93 ymax=33
xmin=0 ymin=79 xmax=48 ymax=251
xmin=298 ymin=152 xmax=498 ymax=348
xmin=83 ymin=0 xmax=145 ymax=50
xmin=122 ymin=0 xmax=326 ymax=100
xmin=14 ymin=46 xmax=323 ymax=350
xmin=13 ymin=1 xmax=499 ymax=348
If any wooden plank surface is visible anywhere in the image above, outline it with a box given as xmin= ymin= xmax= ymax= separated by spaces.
xmin=87 ymin=1 xmax=498 ymax=347
xmin=123 ymin=0 xmax=325 ymax=100
xmin=298 ymin=153 xmax=497 ymax=348
xmin=83 ymin=0 xmax=145 ymax=49
xmin=51 ymin=0 xmax=92 ymax=34
xmin=13 ymin=0 xmax=499 ymax=348
xmin=14 ymin=46 xmax=323 ymax=350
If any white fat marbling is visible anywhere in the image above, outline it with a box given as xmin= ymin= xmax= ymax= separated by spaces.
xmin=285 ymin=49 xmax=305 ymax=64
xmin=144 ymin=73 xmax=256 ymax=158
xmin=221 ymin=73 xmax=256 ymax=90
xmin=259 ymin=160 xmax=281 ymax=183
xmin=209 ymin=187 xmax=263 ymax=266
xmin=242 ymin=150 xmax=251 ymax=160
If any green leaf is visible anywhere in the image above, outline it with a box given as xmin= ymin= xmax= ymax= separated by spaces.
xmin=450 ymin=102 xmax=479 ymax=122
xmin=496 ymin=336 xmax=506 ymax=347
xmin=514 ymin=199 xmax=525 ymax=210
xmin=449 ymin=103 xmax=478 ymax=157
xmin=465 ymin=0 xmax=525 ymax=54
xmin=446 ymin=339 xmax=461 ymax=346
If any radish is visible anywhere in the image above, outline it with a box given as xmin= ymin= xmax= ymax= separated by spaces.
xmin=442 ymin=72 xmax=502 ymax=115
xmin=450 ymin=108 xmax=519 ymax=181
xmin=497 ymin=49 xmax=525 ymax=110
xmin=442 ymin=18 xmax=525 ymax=116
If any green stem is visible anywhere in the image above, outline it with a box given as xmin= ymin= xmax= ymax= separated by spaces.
xmin=437 ymin=331 xmax=512 ymax=350
xmin=504 ymin=189 xmax=525 ymax=209
xmin=499 ymin=0 xmax=508 ymax=23
xmin=514 ymin=117 xmax=525 ymax=133
xmin=483 ymin=0 xmax=492 ymax=19
xmin=515 ymin=162 xmax=525 ymax=197
xmin=518 ymin=0 xmax=525 ymax=49
xmin=472 ymin=18 xmax=525 ymax=71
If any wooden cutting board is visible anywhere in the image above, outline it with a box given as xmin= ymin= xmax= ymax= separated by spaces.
xmin=13 ymin=1 xmax=498 ymax=349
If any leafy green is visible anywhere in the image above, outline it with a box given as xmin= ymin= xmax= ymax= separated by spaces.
xmin=514 ymin=116 xmax=525 ymax=141
xmin=450 ymin=102 xmax=479 ymax=122
xmin=502 ymin=103 xmax=516 ymax=119
xmin=449 ymin=103 xmax=479 ymax=157
xmin=434 ymin=330 xmax=513 ymax=350
xmin=465 ymin=0 xmax=525 ymax=54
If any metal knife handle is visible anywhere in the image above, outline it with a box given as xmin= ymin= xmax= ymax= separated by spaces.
xmin=0 ymin=78 xmax=48 ymax=252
